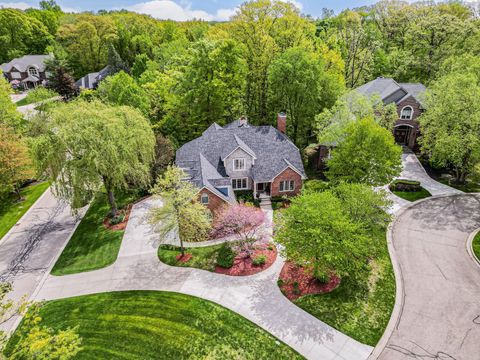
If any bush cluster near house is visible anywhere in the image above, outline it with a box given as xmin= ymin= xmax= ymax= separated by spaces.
xmin=6 ymin=291 xmax=301 ymax=359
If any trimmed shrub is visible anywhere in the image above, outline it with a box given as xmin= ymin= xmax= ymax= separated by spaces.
xmin=389 ymin=179 xmax=422 ymax=192
xmin=252 ymin=254 xmax=267 ymax=266
xmin=235 ymin=190 xmax=261 ymax=207
xmin=303 ymin=180 xmax=331 ymax=193
xmin=110 ymin=214 xmax=125 ymax=225
xmin=216 ymin=243 xmax=235 ymax=268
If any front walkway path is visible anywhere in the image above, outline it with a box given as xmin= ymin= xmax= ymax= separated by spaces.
xmin=35 ymin=198 xmax=372 ymax=360
xmin=375 ymin=194 xmax=480 ymax=359
xmin=0 ymin=188 xmax=86 ymax=332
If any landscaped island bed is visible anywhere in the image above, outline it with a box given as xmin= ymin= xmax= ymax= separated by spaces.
xmin=389 ymin=179 xmax=432 ymax=202
xmin=0 ymin=182 xmax=49 ymax=241
xmin=51 ymin=191 xmax=137 ymax=276
xmin=284 ymin=227 xmax=395 ymax=347
xmin=473 ymin=232 xmax=480 ymax=260
xmin=6 ymin=291 xmax=302 ymax=360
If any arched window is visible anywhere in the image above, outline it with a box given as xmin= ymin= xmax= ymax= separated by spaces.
xmin=400 ymin=106 xmax=413 ymax=120
xmin=28 ymin=66 xmax=39 ymax=77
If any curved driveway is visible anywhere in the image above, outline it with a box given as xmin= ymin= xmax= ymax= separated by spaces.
xmin=378 ymin=194 xmax=480 ymax=360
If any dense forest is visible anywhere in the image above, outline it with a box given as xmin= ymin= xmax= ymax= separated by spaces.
xmin=1 ymin=0 xmax=480 ymax=149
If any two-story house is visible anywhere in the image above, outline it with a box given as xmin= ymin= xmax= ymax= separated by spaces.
xmin=0 ymin=55 xmax=52 ymax=89
xmin=356 ymin=77 xmax=426 ymax=150
xmin=176 ymin=115 xmax=306 ymax=213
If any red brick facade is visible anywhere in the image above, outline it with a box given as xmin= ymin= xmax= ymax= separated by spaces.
xmin=271 ymin=167 xmax=303 ymax=197
xmin=197 ymin=188 xmax=228 ymax=214
xmin=394 ymin=96 xmax=423 ymax=150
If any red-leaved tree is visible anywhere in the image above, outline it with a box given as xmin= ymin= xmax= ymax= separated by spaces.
xmin=211 ymin=204 xmax=268 ymax=257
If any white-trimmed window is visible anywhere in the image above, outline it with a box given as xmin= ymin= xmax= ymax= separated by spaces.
xmin=400 ymin=106 xmax=413 ymax=120
xmin=11 ymin=72 xmax=21 ymax=79
xmin=28 ymin=66 xmax=39 ymax=77
xmin=280 ymin=180 xmax=295 ymax=192
xmin=200 ymin=193 xmax=209 ymax=204
xmin=232 ymin=178 xmax=248 ymax=190
xmin=233 ymin=158 xmax=245 ymax=171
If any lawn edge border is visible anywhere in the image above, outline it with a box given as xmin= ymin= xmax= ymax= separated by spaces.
xmin=466 ymin=228 xmax=480 ymax=269
xmin=0 ymin=183 xmax=50 ymax=243
xmin=7 ymin=203 xmax=89 ymax=335
xmin=368 ymin=193 xmax=473 ymax=359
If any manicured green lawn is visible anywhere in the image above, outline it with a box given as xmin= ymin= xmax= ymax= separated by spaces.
xmin=438 ymin=178 xmax=480 ymax=193
xmin=293 ymin=227 xmax=395 ymax=346
xmin=51 ymin=191 xmax=137 ymax=276
xmin=392 ymin=187 xmax=432 ymax=202
xmin=473 ymin=232 xmax=480 ymax=260
xmin=158 ymin=244 xmax=224 ymax=271
xmin=6 ymin=291 xmax=302 ymax=359
xmin=0 ymin=182 xmax=50 ymax=241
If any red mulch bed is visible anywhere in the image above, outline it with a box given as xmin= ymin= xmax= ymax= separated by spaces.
xmin=175 ymin=253 xmax=193 ymax=263
xmin=214 ymin=246 xmax=277 ymax=276
xmin=278 ymin=262 xmax=340 ymax=301
xmin=103 ymin=204 xmax=133 ymax=231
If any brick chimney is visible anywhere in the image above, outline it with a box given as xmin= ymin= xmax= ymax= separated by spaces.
xmin=277 ymin=112 xmax=287 ymax=134
xmin=239 ymin=116 xmax=248 ymax=127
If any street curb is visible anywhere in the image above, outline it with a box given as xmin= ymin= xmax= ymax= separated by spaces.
xmin=466 ymin=228 xmax=480 ymax=269
xmin=368 ymin=193 xmax=475 ymax=359
xmin=0 ymin=184 xmax=51 ymax=243
xmin=6 ymin=202 xmax=89 ymax=334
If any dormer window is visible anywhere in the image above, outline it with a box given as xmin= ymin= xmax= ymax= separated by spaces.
xmin=200 ymin=193 xmax=209 ymax=204
xmin=400 ymin=106 xmax=413 ymax=120
xmin=233 ymin=158 xmax=245 ymax=171
xmin=28 ymin=66 xmax=39 ymax=77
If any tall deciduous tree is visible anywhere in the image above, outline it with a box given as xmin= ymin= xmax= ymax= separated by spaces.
xmin=0 ymin=125 xmax=34 ymax=200
xmin=275 ymin=191 xmax=371 ymax=281
xmin=268 ymin=46 xmax=343 ymax=147
xmin=420 ymin=72 xmax=480 ymax=184
xmin=149 ymin=166 xmax=211 ymax=256
xmin=326 ymin=117 xmax=402 ymax=185
xmin=0 ymin=75 xmax=23 ymax=131
xmin=30 ymin=100 xmax=155 ymax=215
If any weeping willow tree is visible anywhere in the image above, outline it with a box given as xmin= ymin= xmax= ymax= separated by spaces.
xmin=30 ymin=100 xmax=155 ymax=215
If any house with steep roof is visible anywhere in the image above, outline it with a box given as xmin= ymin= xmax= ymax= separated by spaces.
xmin=76 ymin=66 xmax=112 ymax=89
xmin=0 ymin=55 xmax=52 ymax=89
xmin=356 ymin=77 xmax=427 ymax=149
xmin=176 ymin=115 xmax=307 ymax=213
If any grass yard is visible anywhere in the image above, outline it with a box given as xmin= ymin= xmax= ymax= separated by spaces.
xmin=6 ymin=291 xmax=302 ymax=360
xmin=51 ymin=191 xmax=137 ymax=276
xmin=438 ymin=178 xmax=480 ymax=193
xmin=473 ymin=232 xmax=480 ymax=260
xmin=14 ymin=96 xmax=34 ymax=107
xmin=158 ymin=244 xmax=224 ymax=271
xmin=0 ymin=182 xmax=50 ymax=241
xmin=392 ymin=187 xmax=432 ymax=202
xmin=293 ymin=227 xmax=395 ymax=346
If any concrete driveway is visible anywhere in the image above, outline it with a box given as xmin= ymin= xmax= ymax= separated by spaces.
xmin=376 ymin=194 xmax=480 ymax=359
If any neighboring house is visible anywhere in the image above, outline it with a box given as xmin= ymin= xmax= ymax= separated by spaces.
xmin=176 ymin=115 xmax=307 ymax=213
xmin=0 ymin=55 xmax=52 ymax=89
xmin=76 ymin=66 xmax=112 ymax=89
xmin=356 ymin=77 xmax=426 ymax=150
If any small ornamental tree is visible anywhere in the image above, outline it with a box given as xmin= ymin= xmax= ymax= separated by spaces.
xmin=150 ymin=166 xmax=211 ymax=257
xmin=211 ymin=204 xmax=267 ymax=257
xmin=45 ymin=58 xmax=77 ymax=99
xmin=0 ymin=125 xmax=34 ymax=200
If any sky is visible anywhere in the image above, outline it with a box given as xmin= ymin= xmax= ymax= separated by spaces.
xmin=0 ymin=0 xmax=395 ymax=20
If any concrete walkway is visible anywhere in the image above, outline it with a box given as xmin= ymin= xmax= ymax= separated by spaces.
xmin=35 ymin=198 xmax=373 ymax=360
xmin=0 ymin=188 xmax=86 ymax=332
xmin=374 ymin=194 xmax=480 ymax=360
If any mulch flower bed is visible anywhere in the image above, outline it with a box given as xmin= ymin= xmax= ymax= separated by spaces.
xmin=175 ymin=253 xmax=193 ymax=263
xmin=278 ymin=262 xmax=340 ymax=301
xmin=214 ymin=245 xmax=277 ymax=276
xmin=103 ymin=204 xmax=133 ymax=231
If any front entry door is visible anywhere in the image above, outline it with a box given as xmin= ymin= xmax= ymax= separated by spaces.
xmin=394 ymin=126 xmax=411 ymax=145
xmin=257 ymin=183 xmax=265 ymax=192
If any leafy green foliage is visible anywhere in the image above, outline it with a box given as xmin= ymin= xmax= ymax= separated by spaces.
xmin=326 ymin=117 xmax=402 ymax=186
xmin=0 ymin=75 xmax=23 ymax=131
xmin=252 ymin=254 xmax=267 ymax=266
xmin=216 ymin=243 xmax=235 ymax=269
xmin=6 ymin=291 xmax=301 ymax=359
xmin=30 ymin=100 xmax=155 ymax=214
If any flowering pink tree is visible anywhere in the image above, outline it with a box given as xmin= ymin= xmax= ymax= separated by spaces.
xmin=211 ymin=204 xmax=268 ymax=257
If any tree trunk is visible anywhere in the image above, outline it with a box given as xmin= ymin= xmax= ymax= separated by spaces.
xmin=102 ymin=176 xmax=117 ymax=217
xmin=14 ymin=184 xmax=22 ymax=201
xmin=175 ymin=209 xmax=185 ymax=257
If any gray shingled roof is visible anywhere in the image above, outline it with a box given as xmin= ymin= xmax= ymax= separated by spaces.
xmin=176 ymin=121 xmax=306 ymax=196
xmin=0 ymin=55 xmax=52 ymax=73
xmin=355 ymin=77 xmax=426 ymax=106
xmin=75 ymin=66 xmax=112 ymax=89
